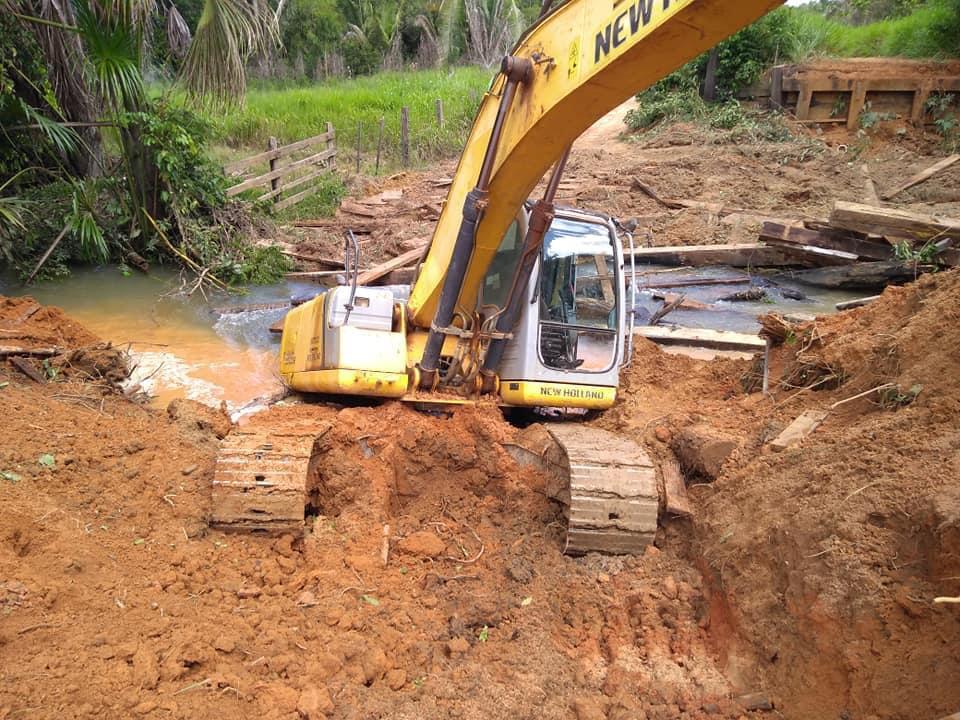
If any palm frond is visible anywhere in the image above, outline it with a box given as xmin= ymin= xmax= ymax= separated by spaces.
xmin=67 ymin=180 xmax=108 ymax=261
xmin=17 ymin=100 xmax=82 ymax=155
xmin=178 ymin=0 xmax=279 ymax=106
xmin=165 ymin=3 xmax=191 ymax=58
xmin=73 ymin=0 xmax=145 ymax=112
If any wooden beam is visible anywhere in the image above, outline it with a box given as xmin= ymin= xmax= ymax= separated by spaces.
xmin=642 ymin=276 xmax=752 ymax=289
xmin=847 ymin=81 xmax=867 ymax=130
xmin=357 ymin=245 xmax=426 ymax=286
xmin=769 ymin=409 xmax=829 ymax=452
xmin=634 ymin=325 xmax=766 ymax=352
xmin=881 ymin=154 xmax=960 ymax=200
xmin=661 ymin=459 xmax=693 ymax=518
xmin=830 ymin=201 xmax=960 ymax=243
xmin=629 ymin=243 xmax=797 ymax=268
xmin=836 ymin=295 xmax=881 ymax=311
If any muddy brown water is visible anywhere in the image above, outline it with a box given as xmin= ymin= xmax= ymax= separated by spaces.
xmin=3 ymin=265 xmax=863 ymax=410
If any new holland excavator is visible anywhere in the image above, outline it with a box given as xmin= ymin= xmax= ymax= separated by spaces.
xmin=212 ymin=0 xmax=784 ymax=553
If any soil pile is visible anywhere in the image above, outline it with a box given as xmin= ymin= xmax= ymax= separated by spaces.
xmin=694 ymin=270 xmax=960 ymax=719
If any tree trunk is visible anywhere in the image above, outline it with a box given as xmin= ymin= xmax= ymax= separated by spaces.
xmin=702 ymin=47 xmax=720 ymax=103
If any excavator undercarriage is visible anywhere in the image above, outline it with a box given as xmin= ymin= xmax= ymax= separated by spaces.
xmin=212 ymin=420 xmax=659 ymax=556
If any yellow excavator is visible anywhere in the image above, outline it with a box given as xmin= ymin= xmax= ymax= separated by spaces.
xmin=212 ymin=0 xmax=784 ymax=553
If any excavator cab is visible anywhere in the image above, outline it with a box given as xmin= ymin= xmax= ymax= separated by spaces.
xmin=494 ymin=208 xmax=633 ymax=410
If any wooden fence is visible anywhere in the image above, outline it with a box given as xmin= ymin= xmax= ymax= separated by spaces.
xmin=224 ymin=123 xmax=337 ymax=211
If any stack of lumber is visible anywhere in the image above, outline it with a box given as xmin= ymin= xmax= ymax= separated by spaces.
xmin=757 ymin=201 xmax=960 ymax=289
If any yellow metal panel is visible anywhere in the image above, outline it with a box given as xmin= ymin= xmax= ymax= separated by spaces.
xmin=281 ymin=369 xmax=408 ymax=398
xmin=279 ymin=294 xmax=324 ymax=375
xmin=499 ymin=380 xmax=616 ymax=410
xmin=407 ymin=0 xmax=784 ymax=331
xmin=405 ymin=328 xmax=461 ymax=368
xmin=333 ymin=326 xmax=406 ymax=373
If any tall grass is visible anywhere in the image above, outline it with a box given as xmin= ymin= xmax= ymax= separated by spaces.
xmin=790 ymin=1 xmax=959 ymax=61
xmin=205 ymin=67 xmax=492 ymax=168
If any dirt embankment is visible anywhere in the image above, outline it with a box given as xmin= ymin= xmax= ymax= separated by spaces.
xmin=0 ymin=295 xmax=768 ymax=720
xmin=2 ymin=274 xmax=960 ymax=720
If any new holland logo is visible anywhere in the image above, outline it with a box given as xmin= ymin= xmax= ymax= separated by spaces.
xmin=594 ymin=0 xmax=681 ymax=64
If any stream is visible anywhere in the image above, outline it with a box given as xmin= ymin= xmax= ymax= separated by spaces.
xmin=2 ymin=265 xmax=864 ymax=410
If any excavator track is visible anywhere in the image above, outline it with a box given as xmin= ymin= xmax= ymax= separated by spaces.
xmin=211 ymin=424 xmax=327 ymax=533
xmin=544 ymin=425 xmax=659 ymax=555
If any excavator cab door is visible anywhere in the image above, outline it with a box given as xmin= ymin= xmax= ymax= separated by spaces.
xmin=496 ymin=209 xmax=626 ymax=410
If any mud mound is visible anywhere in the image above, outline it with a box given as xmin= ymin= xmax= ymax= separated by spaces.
xmin=698 ymin=271 xmax=960 ymax=719
xmin=0 ymin=296 xmax=100 ymax=349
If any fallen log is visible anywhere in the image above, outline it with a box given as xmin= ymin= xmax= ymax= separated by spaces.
xmin=835 ymin=294 xmax=881 ymax=311
xmin=783 ymin=261 xmax=935 ymax=290
xmin=719 ymin=288 xmax=767 ymax=302
xmin=0 ymin=345 xmax=60 ymax=358
xmin=630 ymin=243 xmax=798 ymax=268
xmin=650 ymin=292 xmax=710 ymax=310
xmin=635 ymin=326 xmax=766 ymax=352
xmin=7 ymin=356 xmax=46 ymax=383
xmin=357 ymin=245 xmax=426 ymax=286
xmin=882 ymin=154 xmax=960 ymax=200
xmin=830 ymin=201 xmax=960 ymax=243
xmin=281 ymin=251 xmax=345 ymax=267
xmin=649 ymin=295 xmax=686 ymax=326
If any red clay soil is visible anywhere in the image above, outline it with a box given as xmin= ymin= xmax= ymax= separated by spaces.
xmin=2 ymin=269 xmax=960 ymax=719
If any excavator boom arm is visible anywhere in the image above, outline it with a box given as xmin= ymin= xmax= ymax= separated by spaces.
xmin=406 ymin=0 xmax=784 ymax=329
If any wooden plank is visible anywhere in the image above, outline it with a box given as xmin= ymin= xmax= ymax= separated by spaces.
xmin=594 ymin=254 xmax=615 ymax=304
xmin=275 ymin=183 xmax=323 ymax=211
xmin=223 ymin=130 xmax=334 ymax=174
xmin=847 ymin=81 xmax=866 ymax=130
xmin=836 ymin=295 xmax=881 ymax=311
xmin=629 ymin=243 xmax=798 ymax=268
xmin=642 ymin=276 xmax=752 ymax=289
xmin=881 ymin=154 xmax=960 ymax=200
xmin=762 ymin=240 xmax=859 ymax=266
xmin=797 ymin=222 xmax=894 ymax=260
xmin=339 ymin=200 xmax=381 ymax=217
xmin=795 ymin=83 xmax=813 ymax=120
xmin=769 ymin=409 xmax=829 ymax=452
xmin=661 ymin=459 xmax=693 ymax=518
xmin=830 ymin=201 xmax=960 ymax=243
xmin=226 ymin=148 xmax=336 ymax=197
xmin=635 ymin=326 xmax=766 ymax=352
xmin=260 ymin=165 xmax=330 ymax=203
xmin=357 ymin=245 xmax=426 ymax=286
xmin=911 ymin=80 xmax=933 ymax=124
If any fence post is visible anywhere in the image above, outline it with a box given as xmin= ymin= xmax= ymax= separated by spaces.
xmin=326 ymin=122 xmax=336 ymax=168
xmin=268 ymin=136 xmax=279 ymax=204
xmin=400 ymin=106 xmax=410 ymax=168
xmin=435 ymin=98 xmax=444 ymax=129
xmin=375 ymin=116 xmax=385 ymax=176
xmin=355 ymin=121 xmax=362 ymax=174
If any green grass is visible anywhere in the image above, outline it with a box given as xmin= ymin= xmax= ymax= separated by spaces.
xmin=789 ymin=2 xmax=959 ymax=60
xmin=205 ymin=67 xmax=492 ymax=170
